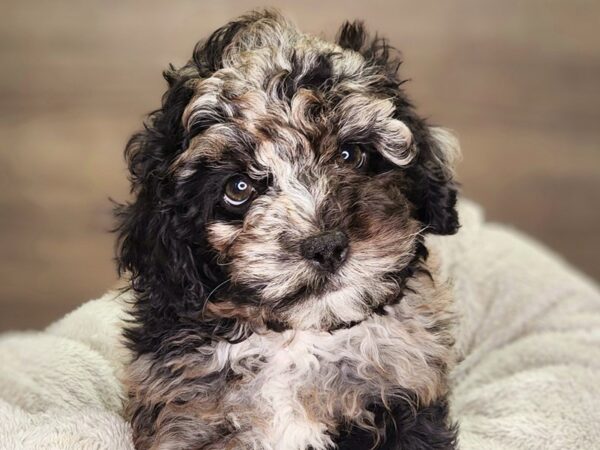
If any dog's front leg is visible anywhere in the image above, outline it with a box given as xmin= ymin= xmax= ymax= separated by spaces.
xmin=334 ymin=394 xmax=457 ymax=450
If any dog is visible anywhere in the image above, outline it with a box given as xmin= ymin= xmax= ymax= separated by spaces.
xmin=116 ymin=10 xmax=460 ymax=450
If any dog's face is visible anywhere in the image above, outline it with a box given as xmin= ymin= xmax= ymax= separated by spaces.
xmin=180 ymin=49 xmax=423 ymax=331
xmin=118 ymin=12 xmax=459 ymax=343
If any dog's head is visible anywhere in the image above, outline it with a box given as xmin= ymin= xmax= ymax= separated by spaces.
xmin=117 ymin=11 xmax=459 ymax=349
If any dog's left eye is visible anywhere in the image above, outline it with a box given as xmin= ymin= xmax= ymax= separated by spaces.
xmin=223 ymin=175 xmax=256 ymax=208
xmin=339 ymin=143 xmax=367 ymax=169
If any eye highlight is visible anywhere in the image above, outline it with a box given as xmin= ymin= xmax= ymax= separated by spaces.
xmin=223 ymin=174 xmax=256 ymax=208
xmin=339 ymin=143 xmax=367 ymax=169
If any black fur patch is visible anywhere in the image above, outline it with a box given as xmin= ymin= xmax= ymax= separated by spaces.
xmin=335 ymin=393 xmax=458 ymax=450
xmin=336 ymin=21 xmax=367 ymax=52
xmin=281 ymin=51 xmax=335 ymax=100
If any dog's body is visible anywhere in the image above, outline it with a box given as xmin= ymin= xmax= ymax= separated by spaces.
xmin=127 ymin=255 xmax=455 ymax=449
xmin=118 ymin=11 xmax=459 ymax=449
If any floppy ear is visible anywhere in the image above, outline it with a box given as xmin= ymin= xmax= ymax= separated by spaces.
xmin=116 ymin=66 xmax=196 ymax=287
xmin=114 ymin=64 xmax=217 ymax=354
xmin=408 ymin=127 xmax=460 ymax=235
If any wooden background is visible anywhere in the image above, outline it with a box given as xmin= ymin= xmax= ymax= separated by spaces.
xmin=1 ymin=0 xmax=599 ymax=331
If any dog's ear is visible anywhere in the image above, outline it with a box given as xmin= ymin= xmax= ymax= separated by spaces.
xmin=115 ymin=64 xmax=225 ymax=354
xmin=407 ymin=127 xmax=461 ymax=235
xmin=116 ymin=65 xmax=196 ymax=287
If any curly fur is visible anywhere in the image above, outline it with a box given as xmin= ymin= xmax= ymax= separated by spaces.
xmin=116 ymin=10 xmax=459 ymax=450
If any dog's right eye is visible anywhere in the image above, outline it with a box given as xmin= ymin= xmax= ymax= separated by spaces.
xmin=223 ymin=175 xmax=256 ymax=209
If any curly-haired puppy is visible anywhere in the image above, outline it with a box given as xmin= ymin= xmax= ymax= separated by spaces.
xmin=116 ymin=10 xmax=460 ymax=450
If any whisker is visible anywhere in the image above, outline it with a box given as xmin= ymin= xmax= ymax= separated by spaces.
xmin=201 ymin=278 xmax=232 ymax=318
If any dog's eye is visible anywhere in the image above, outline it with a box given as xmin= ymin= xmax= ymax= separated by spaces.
xmin=339 ymin=144 xmax=367 ymax=169
xmin=223 ymin=175 xmax=255 ymax=207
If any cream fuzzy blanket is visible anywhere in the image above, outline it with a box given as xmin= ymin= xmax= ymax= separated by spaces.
xmin=1 ymin=200 xmax=599 ymax=449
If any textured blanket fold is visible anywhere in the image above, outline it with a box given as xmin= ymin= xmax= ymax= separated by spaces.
xmin=1 ymin=200 xmax=599 ymax=449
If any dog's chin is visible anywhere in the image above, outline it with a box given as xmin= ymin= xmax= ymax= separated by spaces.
xmin=276 ymin=274 xmax=400 ymax=331
xmin=235 ymin=251 xmax=413 ymax=331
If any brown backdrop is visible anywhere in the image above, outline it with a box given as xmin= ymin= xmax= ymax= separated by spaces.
xmin=1 ymin=0 xmax=599 ymax=331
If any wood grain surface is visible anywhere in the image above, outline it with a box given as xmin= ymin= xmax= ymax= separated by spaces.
xmin=1 ymin=0 xmax=598 ymax=330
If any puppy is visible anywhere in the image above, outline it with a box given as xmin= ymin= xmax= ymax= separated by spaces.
xmin=116 ymin=10 xmax=460 ymax=450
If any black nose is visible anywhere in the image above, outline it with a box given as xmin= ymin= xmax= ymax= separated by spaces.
xmin=300 ymin=230 xmax=349 ymax=273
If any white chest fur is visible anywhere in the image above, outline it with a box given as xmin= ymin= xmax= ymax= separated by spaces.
xmin=127 ymin=265 xmax=454 ymax=450
xmin=218 ymin=293 xmax=453 ymax=450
